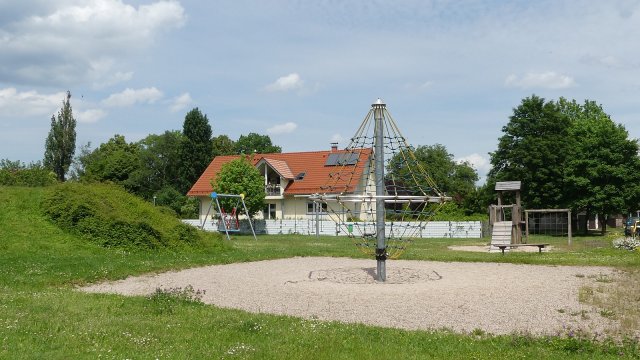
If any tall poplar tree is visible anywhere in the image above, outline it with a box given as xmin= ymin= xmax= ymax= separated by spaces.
xmin=44 ymin=91 xmax=76 ymax=182
xmin=179 ymin=108 xmax=213 ymax=193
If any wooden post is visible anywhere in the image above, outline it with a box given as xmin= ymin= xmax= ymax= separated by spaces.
xmin=525 ymin=209 xmax=529 ymax=243
xmin=568 ymin=210 xmax=572 ymax=246
xmin=515 ymin=190 xmax=522 ymax=244
xmin=512 ymin=204 xmax=521 ymax=244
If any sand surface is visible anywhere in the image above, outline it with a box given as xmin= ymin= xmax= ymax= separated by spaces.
xmin=81 ymin=257 xmax=617 ymax=335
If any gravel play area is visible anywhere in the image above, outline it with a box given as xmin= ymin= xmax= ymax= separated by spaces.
xmin=81 ymin=257 xmax=618 ymax=335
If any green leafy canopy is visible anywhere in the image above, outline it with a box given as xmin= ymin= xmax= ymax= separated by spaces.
xmin=211 ymin=157 xmax=265 ymax=216
xmin=488 ymin=95 xmax=640 ymax=232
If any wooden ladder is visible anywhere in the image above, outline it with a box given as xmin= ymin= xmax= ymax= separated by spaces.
xmin=490 ymin=221 xmax=512 ymax=252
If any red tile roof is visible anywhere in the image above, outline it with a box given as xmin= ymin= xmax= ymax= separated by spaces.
xmin=259 ymin=158 xmax=294 ymax=179
xmin=187 ymin=149 xmax=373 ymax=197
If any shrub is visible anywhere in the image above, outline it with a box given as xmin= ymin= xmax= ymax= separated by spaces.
xmin=42 ymin=183 xmax=217 ymax=250
xmin=0 ymin=159 xmax=57 ymax=187
xmin=149 ymin=186 xmax=198 ymax=219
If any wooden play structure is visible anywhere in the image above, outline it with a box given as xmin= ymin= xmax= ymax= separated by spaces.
xmin=489 ymin=181 xmax=556 ymax=253
xmin=489 ymin=181 xmax=523 ymax=252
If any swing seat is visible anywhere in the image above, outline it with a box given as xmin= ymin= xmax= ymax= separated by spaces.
xmin=217 ymin=207 xmax=240 ymax=233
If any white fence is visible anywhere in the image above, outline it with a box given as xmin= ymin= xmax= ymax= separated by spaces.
xmin=183 ymin=219 xmax=483 ymax=238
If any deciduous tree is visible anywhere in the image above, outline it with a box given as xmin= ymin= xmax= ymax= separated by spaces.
xmin=488 ymin=95 xmax=572 ymax=209
xmin=131 ymin=130 xmax=183 ymax=198
xmin=387 ymin=144 xmax=478 ymax=208
xmin=81 ymin=135 xmax=141 ymax=190
xmin=560 ymin=98 xmax=640 ymax=233
xmin=212 ymin=134 xmax=236 ymax=157
xmin=234 ymin=133 xmax=281 ymax=154
xmin=211 ymin=156 xmax=265 ymax=216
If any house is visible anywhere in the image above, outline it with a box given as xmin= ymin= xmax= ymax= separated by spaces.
xmin=187 ymin=145 xmax=374 ymax=223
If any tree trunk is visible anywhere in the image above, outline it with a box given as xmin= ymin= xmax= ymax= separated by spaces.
xmin=582 ymin=210 xmax=590 ymax=235
xmin=599 ymin=213 xmax=607 ymax=235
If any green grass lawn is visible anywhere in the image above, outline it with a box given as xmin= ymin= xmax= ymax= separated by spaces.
xmin=1 ymin=186 xmax=639 ymax=359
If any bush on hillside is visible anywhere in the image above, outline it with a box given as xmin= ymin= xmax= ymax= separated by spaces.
xmin=42 ymin=183 xmax=215 ymax=249
xmin=0 ymin=160 xmax=57 ymax=187
xmin=153 ymin=185 xmax=199 ymax=219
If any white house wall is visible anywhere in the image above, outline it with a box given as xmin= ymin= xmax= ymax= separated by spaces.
xmin=198 ymin=196 xmax=212 ymax=223
xmin=184 ymin=219 xmax=483 ymax=238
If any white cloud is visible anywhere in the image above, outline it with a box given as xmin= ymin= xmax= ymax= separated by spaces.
xmin=76 ymin=108 xmax=107 ymax=123
xmin=404 ymin=80 xmax=434 ymax=92
xmin=0 ymin=0 xmax=185 ymax=85
xmin=504 ymin=72 xmax=575 ymax=89
xmin=267 ymin=122 xmax=298 ymax=135
xmin=419 ymin=81 xmax=433 ymax=89
xmin=264 ymin=73 xmax=303 ymax=92
xmin=330 ymin=133 xmax=344 ymax=143
xmin=92 ymin=70 xmax=134 ymax=89
xmin=0 ymin=87 xmax=66 ymax=117
xmin=102 ymin=87 xmax=163 ymax=107
xmin=457 ymin=153 xmax=491 ymax=174
xmin=580 ymin=54 xmax=640 ymax=70
xmin=169 ymin=92 xmax=193 ymax=112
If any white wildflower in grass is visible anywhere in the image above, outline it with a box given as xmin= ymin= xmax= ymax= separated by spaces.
xmin=612 ymin=237 xmax=640 ymax=251
xmin=225 ymin=343 xmax=255 ymax=355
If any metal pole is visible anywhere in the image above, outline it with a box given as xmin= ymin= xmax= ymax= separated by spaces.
xmin=215 ymin=197 xmax=231 ymax=241
xmin=373 ymin=99 xmax=386 ymax=282
xmin=315 ymin=202 xmax=320 ymax=238
xmin=240 ymin=196 xmax=258 ymax=241
xmin=201 ymin=200 xmax=214 ymax=230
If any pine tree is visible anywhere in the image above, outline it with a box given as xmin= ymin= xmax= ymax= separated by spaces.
xmin=44 ymin=91 xmax=76 ymax=182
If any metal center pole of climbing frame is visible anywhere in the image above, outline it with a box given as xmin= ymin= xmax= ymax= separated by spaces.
xmin=373 ymin=98 xmax=387 ymax=282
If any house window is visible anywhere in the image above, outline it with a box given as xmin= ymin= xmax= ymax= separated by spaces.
xmin=264 ymin=203 xmax=276 ymax=219
xmin=307 ymin=202 xmax=327 ymax=214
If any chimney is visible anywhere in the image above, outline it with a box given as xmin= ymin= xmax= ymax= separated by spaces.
xmin=330 ymin=142 xmax=338 ymax=152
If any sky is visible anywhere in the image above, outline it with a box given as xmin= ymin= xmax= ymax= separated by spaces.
xmin=1 ymin=0 xmax=640 ymax=183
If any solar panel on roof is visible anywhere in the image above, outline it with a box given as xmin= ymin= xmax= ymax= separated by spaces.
xmin=325 ymin=153 xmax=359 ymax=166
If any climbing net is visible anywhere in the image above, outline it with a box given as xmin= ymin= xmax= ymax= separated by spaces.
xmin=310 ymin=102 xmax=449 ymax=259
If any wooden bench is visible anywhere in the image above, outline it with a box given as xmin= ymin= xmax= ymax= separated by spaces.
xmin=493 ymin=243 xmax=549 ymax=255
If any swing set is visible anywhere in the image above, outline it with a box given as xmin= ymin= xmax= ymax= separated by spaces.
xmin=201 ymin=192 xmax=257 ymax=240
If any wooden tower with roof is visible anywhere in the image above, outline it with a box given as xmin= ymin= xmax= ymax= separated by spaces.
xmin=489 ymin=181 xmax=523 ymax=250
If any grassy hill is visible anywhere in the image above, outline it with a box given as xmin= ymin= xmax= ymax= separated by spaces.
xmin=0 ymin=185 xmax=227 ymax=290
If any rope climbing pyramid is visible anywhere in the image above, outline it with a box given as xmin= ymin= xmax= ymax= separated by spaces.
xmin=310 ymin=99 xmax=450 ymax=281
